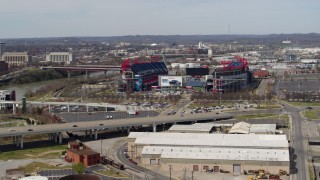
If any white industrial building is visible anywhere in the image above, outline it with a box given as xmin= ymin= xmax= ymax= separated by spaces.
xmin=168 ymin=123 xmax=215 ymax=133
xmin=228 ymin=122 xmax=276 ymax=134
xmin=127 ymin=132 xmax=289 ymax=175
xmin=1 ymin=52 xmax=29 ymax=67
xmin=167 ymin=123 xmax=233 ymax=134
xmin=141 ymin=146 xmax=289 ymax=174
xmin=45 ymin=52 xmax=74 ymax=64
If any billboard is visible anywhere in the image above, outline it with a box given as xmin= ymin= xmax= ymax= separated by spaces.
xmin=186 ymin=68 xmax=209 ymax=76
xmin=159 ymin=76 xmax=183 ymax=87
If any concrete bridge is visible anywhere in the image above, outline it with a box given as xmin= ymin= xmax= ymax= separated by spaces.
xmin=41 ymin=65 xmax=121 ymax=78
xmin=0 ymin=112 xmax=233 ymax=149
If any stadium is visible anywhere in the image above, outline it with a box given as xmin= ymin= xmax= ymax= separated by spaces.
xmin=118 ymin=56 xmax=168 ymax=92
xmin=213 ymin=56 xmax=252 ymax=93
xmin=118 ymin=56 xmax=252 ymax=93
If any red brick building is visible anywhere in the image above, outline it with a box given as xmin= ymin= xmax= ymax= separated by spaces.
xmin=65 ymin=141 xmax=100 ymax=167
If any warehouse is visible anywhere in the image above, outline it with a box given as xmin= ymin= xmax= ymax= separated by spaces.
xmin=228 ymin=122 xmax=276 ymax=134
xmin=168 ymin=123 xmax=216 ymax=133
xmin=127 ymin=132 xmax=289 ymax=159
xmin=141 ymin=146 xmax=289 ymax=175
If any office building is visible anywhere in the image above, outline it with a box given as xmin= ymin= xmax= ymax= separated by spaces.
xmin=45 ymin=52 xmax=74 ymax=64
xmin=0 ymin=42 xmax=6 ymax=56
xmin=2 ymin=52 xmax=29 ymax=68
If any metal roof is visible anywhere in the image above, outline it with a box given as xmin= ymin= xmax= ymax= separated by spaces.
xmin=168 ymin=123 xmax=215 ymax=132
xmin=132 ymin=132 xmax=288 ymax=149
xmin=229 ymin=122 xmax=251 ymax=134
xmin=142 ymin=146 xmax=289 ymax=162
xmin=229 ymin=122 xmax=277 ymax=134
xmin=250 ymin=124 xmax=276 ymax=134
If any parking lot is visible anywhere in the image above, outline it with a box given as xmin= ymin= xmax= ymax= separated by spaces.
xmin=58 ymin=111 xmax=159 ymax=123
xmin=277 ymin=79 xmax=320 ymax=92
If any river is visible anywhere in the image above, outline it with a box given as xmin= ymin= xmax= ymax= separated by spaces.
xmin=1 ymin=71 xmax=116 ymax=100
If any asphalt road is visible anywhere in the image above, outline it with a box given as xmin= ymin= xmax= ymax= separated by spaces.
xmin=283 ymin=103 xmax=307 ymax=180
xmin=116 ymin=143 xmax=169 ymax=180
xmin=59 ymin=111 xmax=159 ymax=123
xmin=0 ymin=112 xmax=233 ymax=137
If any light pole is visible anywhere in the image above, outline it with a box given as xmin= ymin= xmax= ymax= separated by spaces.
xmin=100 ymin=138 xmax=102 ymax=155
xmin=169 ymin=165 xmax=172 ymax=180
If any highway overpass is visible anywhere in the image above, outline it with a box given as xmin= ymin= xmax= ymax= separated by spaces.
xmin=41 ymin=65 xmax=121 ymax=78
xmin=0 ymin=100 xmax=124 ymax=114
xmin=0 ymin=112 xmax=233 ymax=149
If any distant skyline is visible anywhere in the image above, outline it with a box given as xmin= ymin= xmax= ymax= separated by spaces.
xmin=0 ymin=0 xmax=319 ymax=38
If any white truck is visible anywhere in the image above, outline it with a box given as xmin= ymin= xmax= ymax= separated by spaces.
xmin=127 ymin=110 xmax=137 ymax=115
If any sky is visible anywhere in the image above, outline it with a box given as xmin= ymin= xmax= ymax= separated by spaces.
xmin=0 ymin=0 xmax=319 ymax=38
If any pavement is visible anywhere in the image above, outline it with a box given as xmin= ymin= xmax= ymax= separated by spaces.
xmin=282 ymin=102 xmax=308 ymax=180
xmin=0 ymin=112 xmax=233 ymax=138
xmin=59 ymin=111 xmax=159 ymax=123
xmin=115 ymin=143 xmax=169 ymax=180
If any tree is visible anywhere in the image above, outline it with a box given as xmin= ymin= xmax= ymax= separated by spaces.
xmin=252 ymin=94 xmax=265 ymax=108
xmin=72 ymin=162 xmax=85 ymax=173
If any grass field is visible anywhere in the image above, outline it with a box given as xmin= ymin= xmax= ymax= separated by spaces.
xmin=0 ymin=145 xmax=66 ymax=160
xmin=285 ymin=101 xmax=320 ymax=107
xmin=19 ymin=162 xmax=71 ymax=173
xmin=256 ymin=102 xmax=281 ymax=109
xmin=304 ymin=110 xmax=320 ymax=120
xmin=236 ymin=113 xmax=288 ymax=120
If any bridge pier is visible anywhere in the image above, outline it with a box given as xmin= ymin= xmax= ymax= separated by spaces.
xmin=15 ymin=136 xmax=20 ymax=147
xmin=29 ymin=105 xmax=32 ymax=114
xmin=104 ymin=71 xmax=107 ymax=78
xmin=15 ymin=136 xmax=24 ymax=149
xmin=20 ymin=136 xmax=24 ymax=149
xmin=48 ymin=104 xmax=51 ymax=113
xmin=86 ymin=106 xmax=89 ymax=112
xmin=54 ymin=133 xmax=58 ymax=143
xmin=127 ymin=127 xmax=130 ymax=134
xmin=89 ymin=130 xmax=93 ymax=139
xmin=85 ymin=71 xmax=90 ymax=78
xmin=12 ymin=104 xmax=16 ymax=115
xmin=94 ymin=130 xmax=98 ymax=140
xmin=12 ymin=136 xmax=16 ymax=144
xmin=67 ymin=105 xmax=70 ymax=112
xmin=58 ymin=133 xmax=63 ymax=144
xmin=67 ymin=70 xmax=71 ymax=79
xmin=153 ymin=123 xmax=157 ymax=132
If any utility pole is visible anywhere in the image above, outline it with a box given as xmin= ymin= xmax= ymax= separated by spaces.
xmin=100 ymin=138 xmax=102 ymax=155
xmin=169 ymin=165 xmax=172 ymax=180
xmin=191 ymin=171 xmax=194 ymax=180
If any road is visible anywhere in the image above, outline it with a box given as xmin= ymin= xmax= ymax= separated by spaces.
xmin=59 ymin=111 xmax=159 ymax=123
xmin=0 ymin=112 xmax=233 ymax=138
xmin=116 ymin=143 xmax=169 ymax=180
xmin=283 ymin=103 xmax=308 ymax=180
